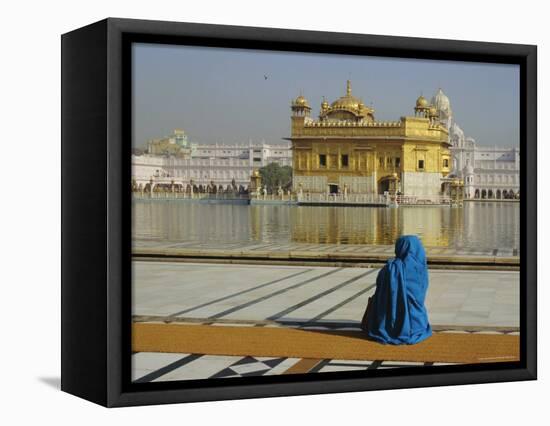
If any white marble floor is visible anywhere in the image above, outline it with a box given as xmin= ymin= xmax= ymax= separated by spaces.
xmin=132 ymin=351 xmax=451 ymax=383
xmin=132 ymin=261 xmax=520 ymax=328
xmin=131 ymin=261 xmax=519 ymax=383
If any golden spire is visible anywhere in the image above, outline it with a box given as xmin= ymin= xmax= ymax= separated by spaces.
xmin=346 ymin=80 xmax=352 ymax=96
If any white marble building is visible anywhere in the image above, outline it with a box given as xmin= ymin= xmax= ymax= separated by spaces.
xmin=432 ymin=89 xmax=520 ymax=199
xmin=132 ymin=139 xmax=292 ymax=190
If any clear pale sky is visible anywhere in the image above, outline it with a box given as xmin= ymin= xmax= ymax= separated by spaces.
xmin=132 ymin=43 xmax=519 ymax=148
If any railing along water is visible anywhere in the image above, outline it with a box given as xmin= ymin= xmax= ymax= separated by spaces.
xmin=132 ymin=191 xmax=456 ymax=206
xmin=132 ymin=192 xmax=249 ymax=200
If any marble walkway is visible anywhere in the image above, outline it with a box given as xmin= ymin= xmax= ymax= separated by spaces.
xmin=131 ymin=261 xmax=519 ymax=383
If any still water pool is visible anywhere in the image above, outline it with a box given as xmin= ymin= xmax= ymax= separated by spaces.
xmin=132 ymin=201 xmax=519 ymax=250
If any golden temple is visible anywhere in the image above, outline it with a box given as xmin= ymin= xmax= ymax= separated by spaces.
xmin=288 ymin=81 xmax=451 ymax=198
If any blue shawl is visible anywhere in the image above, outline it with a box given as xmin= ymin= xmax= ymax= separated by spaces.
xmin=364 ymin=235 xmax=432 ymax=345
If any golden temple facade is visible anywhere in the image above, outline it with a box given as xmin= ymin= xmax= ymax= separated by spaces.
xmin=288 ymin=81 xmax=451 ymax=198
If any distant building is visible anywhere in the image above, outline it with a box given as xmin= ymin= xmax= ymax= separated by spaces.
xmin=434 ymin=89 xmax=520 ymax=199
xmin=146 ymin=129 xmax=191 ymax=156
xmin=132 ymin=136 xmax=292 ymax=190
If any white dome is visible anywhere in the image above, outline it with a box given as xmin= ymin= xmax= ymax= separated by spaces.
xmin=431 ymin=88 xmax=452 ymax=116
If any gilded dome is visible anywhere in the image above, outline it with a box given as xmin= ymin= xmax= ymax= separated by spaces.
xmin=293 ymin=94 xmax=310 ymax=107
xmin=428 ymin=105 xmax=438 ymax=117
xmin=330 ymin=80 xmax=363 ymax=113
xmin=416 ymin=95 xmax=429 ymax=108
xmin=331 ymin=95 xmax=363 ymax=111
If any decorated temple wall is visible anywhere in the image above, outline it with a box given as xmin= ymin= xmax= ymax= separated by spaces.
xmin=339 ymin=175 xmax=376 ymax=194
xmin=293 ymin=175 xmax=328 ymax=193
xmin=401 ymin=172 xmax=443 ymax=197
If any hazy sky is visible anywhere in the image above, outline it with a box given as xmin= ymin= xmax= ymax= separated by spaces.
xmin=132 ymin=43 xmax=519 ymax=148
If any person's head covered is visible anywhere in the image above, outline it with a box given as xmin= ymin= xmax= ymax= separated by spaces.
xmin=394 ymin=235 xmax=426 ymax=265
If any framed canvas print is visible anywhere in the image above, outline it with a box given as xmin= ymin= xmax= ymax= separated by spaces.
xmin=61 ymin=18 xmax=537 ymax=407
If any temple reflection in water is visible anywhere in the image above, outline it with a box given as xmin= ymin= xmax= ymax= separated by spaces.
xmin=286 ymin=206 xmax=457 ymax=247
xmin=132 ymin=202 xmax=519 ymax=250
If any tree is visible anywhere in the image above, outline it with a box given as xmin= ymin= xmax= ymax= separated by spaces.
xmin=258 ymin=163 xmax=293 ymax=193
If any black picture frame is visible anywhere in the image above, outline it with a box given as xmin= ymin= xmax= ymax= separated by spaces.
xmin=61 ymin=17 xmax=537 ymax=407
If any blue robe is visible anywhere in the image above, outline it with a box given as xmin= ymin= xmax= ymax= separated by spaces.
xmin=364 ymin=235 xmax=432 ymax=344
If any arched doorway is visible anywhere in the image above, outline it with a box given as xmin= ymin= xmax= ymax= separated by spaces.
xmin=496 ymin=190 xmax=501 ymax=199
xmin=488 ymin=190 xmax=493 ymax=199
xmin=378 ymin=179 xmax=390 ymax=194
xmin=475 ymin=189 xmax=480 ymax=199
xmin=481 ymin=189 xmax=487 ymax=199
xmin=378 ymin=175 xmax=400 ymax=195
xmin=509 ymin=190 xmax=515 ymax=199
xmin=503 ymin=189 xmax=508 ymax=199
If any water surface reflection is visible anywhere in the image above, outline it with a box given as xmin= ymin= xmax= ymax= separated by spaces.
xmin=132 ymin=201 xmax=519 ymax=249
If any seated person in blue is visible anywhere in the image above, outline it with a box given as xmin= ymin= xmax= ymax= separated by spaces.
xmin=361 ymin=235 xmax=432 ymax=344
